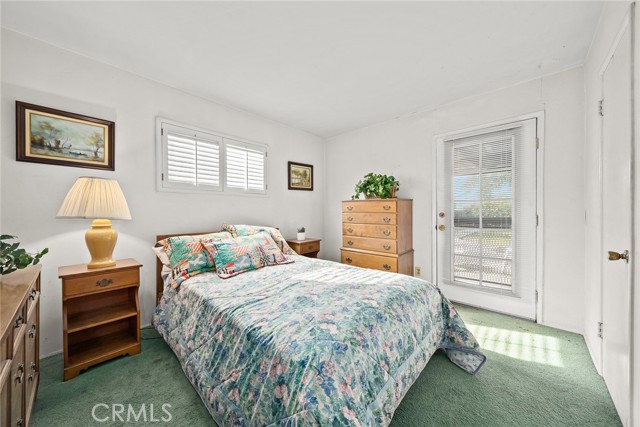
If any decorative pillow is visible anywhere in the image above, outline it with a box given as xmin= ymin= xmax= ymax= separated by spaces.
xmin=202 ymin=232 xmax=293 ymax=279
xmin=156 ymin=231 xmax=233 ymax=288
xmin=221 ymin=224 xmax=296 ymax=255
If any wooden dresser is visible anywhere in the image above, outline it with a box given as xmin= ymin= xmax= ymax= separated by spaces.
xmin=1 ymin=265 xmax=41 ymax=427
xmin=341 ymin=199 xmax=414 ymax=275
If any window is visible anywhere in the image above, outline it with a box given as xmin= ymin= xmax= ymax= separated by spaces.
xmin=157 ymin=118 xmax=267 ymax=194
xmin=225 ymin=139 xmax=267 ymax=193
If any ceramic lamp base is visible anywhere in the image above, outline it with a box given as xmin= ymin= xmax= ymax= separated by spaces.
xmin=86 ymin=219 xmax=117 ymax=269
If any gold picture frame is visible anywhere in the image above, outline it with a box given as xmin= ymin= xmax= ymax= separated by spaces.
xmin=16 ymin=101 xmax=115 ymax=171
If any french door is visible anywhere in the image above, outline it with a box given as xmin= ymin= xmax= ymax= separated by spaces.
xmin=434 ymin=118 xmax=538 ymax=319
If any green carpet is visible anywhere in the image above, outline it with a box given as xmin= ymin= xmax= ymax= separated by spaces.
xmin=32 ymin=305 xmax=621 ymax=426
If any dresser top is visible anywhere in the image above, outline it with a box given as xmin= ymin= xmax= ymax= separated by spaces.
xmin=1 ymin=264 xmax=41 ymax=340
xmin=58 ymin=258 xmax=142 ymax=279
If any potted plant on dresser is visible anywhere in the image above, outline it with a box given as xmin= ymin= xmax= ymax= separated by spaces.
xmin=342 ymin=173 xmax=414 ymax=275
xmin=352 ymin=173 xmax=400 ymax=200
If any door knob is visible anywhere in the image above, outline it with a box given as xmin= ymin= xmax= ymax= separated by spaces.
xmin=438 ymin=224 xmax=446 ymax=231
xmin=608 ymin=250 xmax=629 ymax=263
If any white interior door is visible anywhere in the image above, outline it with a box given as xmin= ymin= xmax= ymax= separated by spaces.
xmin=435 ymin=119 xmax=538 ymax=319
xmin=601 ymin=21 xmax=632 ymax=427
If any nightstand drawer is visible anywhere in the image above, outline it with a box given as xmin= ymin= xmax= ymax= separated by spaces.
xmin=63 ymin=269 xmax=139 ymax=298
xmin=299 ymin=241 xmax=320 ymax=254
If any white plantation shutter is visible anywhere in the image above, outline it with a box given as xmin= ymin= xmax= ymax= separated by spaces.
xmin=162 ymin=124 xmax=221 ymax=191
xmin=157 ymin=119 xmax=267 ymax=195
xmin=225 ymin=139 xmax=267 ymax=193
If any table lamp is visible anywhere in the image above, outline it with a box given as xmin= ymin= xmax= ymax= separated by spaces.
xmin=57 ymin=177 xmax=132 ymax=269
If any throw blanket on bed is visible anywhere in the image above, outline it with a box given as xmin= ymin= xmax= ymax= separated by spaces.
xmin=153 ymin=255 xmax=485 ymax=426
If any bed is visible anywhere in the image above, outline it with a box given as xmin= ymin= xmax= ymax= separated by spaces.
xmin=152 ymin=231 xmax=485 ymax=426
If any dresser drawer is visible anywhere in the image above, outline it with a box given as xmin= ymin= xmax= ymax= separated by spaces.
xmin=343 ymin=236 xmax=397 ymax=254
xmin=342 ymin=200 xmax=397 ymax=213
xmin=341 ymin=250 xmax=398 ymax=273
xmin=342 ymin=224 xmax=396 ymax=239
xmin=63 ymin=269 xmax=139 ymax=298
xmin=10 ymin=338 xmax=24 ymax=427
xmin=342 ymin=213 xmax=397 ymax=225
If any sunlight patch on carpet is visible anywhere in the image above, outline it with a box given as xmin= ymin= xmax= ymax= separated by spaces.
xmin=467 ymin=323 xmax=564 ymax=367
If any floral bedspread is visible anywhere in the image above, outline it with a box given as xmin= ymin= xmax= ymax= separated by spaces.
xmin=153 ymin=255 xmax=485 ymax=426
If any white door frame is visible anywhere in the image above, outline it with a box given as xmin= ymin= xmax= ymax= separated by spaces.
xmin=597 ymin=6 xmax=636 ymax=425
xmin=431 ymin=111 xmax=545 ymax=322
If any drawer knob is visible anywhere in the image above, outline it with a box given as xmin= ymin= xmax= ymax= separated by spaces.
xmin=30 ymin=362 xmax=36 ymax=372
xmin=346 ymin=228 xmax=354 ymax=233
xmin=345 ymin=257 xmax=352 ymax=264
xmin=383 ymin=217 xmax=391 ymax=223
xmin=383 ymin=244 xmax=391 ymax=250
xmin=383 ymin=230 xmax=391 ymax=236
xmin=383 ymin=264 xmax=391 ymax=271
xmin=28 ymin=374 xmax=34 ymax=383
xmin=383 ymin=205 xmax=391 ymax=211
xmin=96 ymin=278 xmax=113 ymax=287
xmin=347 ymin=216 xmax=353 ymax=221
xmin=347 ymin=240 xmax=354 ymax=246
xmin=346 ymin=206 xmax=353 ymax=211
xmin=29 ymin=289 xmax=36 ymax=301
xmin=29 ymin=324 xmax=36 ymax=339
xmin=16 ymin=419 xmax=24 ymax=427
xmin=14 ymin=316 xmax=23 ymax=329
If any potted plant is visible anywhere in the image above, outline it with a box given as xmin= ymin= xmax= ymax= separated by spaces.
xmin=1 ymin=235 xmax=48 ymax=275
xmin=352 ymin=173 xmax=400 ymax=199
xmin=297 ymin=227 xmax=306 ymax=241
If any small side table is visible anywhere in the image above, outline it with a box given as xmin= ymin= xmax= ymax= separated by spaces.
xmin=286 ymin=238 xmax=321 ymax=258
xmin=58 ymin=258 xmax=142 ymax=381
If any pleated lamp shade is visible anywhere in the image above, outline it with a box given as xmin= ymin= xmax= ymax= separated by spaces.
xmin=57 ymin=177 xmax=131 ymax=269
xmin=57 ymin=177 xmax=131 ymax=220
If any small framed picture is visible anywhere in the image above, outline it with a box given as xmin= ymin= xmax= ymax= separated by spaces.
xmin=288 ymin=161 xmax=313 ymax=191
xmin=16 ymin=101 xmax=115 ymax=171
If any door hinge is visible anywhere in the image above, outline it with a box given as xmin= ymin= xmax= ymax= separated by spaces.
xmin=161 ymin=127 xmax=164 ymax=135
xmin=536 ymin=215 xmax=539 ymax=226
xmin=598 ymin=322 xmax=603 ymax=338
xmin=161 ymin=173 xmax=164 ymax=181
xmin=598 ymin=99 xmax=604 ymax=117
xmin=535 ymin=290 xmax=539 ymax=303
xmin=536 ymin=137 xmax=540 ymax=149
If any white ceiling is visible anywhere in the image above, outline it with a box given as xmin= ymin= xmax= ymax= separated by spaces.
xmin=1 ymin=1 xmax=603 ymax=138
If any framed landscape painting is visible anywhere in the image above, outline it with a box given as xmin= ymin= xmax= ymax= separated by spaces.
xmin=288 ymin=161 xmax=313 ymax=191
xmin=16 ymin=101 xmax=115 ymax=170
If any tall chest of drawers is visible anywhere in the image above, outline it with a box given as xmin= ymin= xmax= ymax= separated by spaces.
xmin=341 ymin=199 xmax=414 ymax=275
xmin=0 ymin=265 xmax=41 ymax=427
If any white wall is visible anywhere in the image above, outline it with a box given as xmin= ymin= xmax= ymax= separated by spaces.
xmin=324 ymin=67 xmax=586 ymax=333
xmin=582 ymin=0 xmax=633 ymax=377
xmin=0 ymin=29 xmax=325 ymax=357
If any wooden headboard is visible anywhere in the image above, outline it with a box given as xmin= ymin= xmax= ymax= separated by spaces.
xmin=155 ymin=231 xmax=219 ymax=305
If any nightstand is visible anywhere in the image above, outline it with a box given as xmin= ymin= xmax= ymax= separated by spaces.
xmin=58 ymin=258 xmax=142 ymax=381
xmin=287 ymin=238 xmax=321 ymax=258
